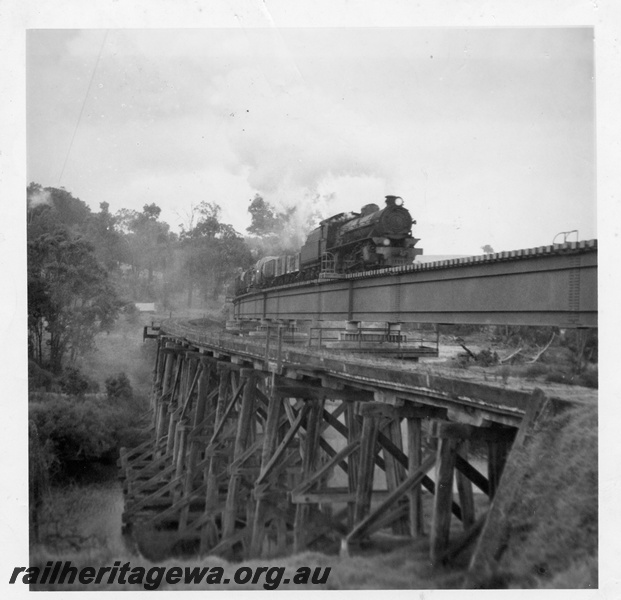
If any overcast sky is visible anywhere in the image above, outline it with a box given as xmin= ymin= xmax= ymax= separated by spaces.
xmin=27 ymin=27 xmax=595 ymax=255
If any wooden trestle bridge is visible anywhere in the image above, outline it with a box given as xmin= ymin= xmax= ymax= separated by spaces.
xmin=119 ymin=317 xmax=581 ymax=576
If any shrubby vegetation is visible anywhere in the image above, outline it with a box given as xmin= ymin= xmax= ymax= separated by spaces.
xmin=29 ymin=384 xmax=147 ymax=469
xmin=486 ymin=403 xmax=597 ymax=588
xmin=443 ymin=325 xmax=598 ymax=388
xmin=105 ymin=372 xmax=134 ymax=402
xmin=27 ymin=183 xmax=265 ymax=339
xmin=28 ymin=372 xmax=148 ymax=544
xmin=28 ymin=185 xmax=123 ymax=373
xmin=29 ymin=361 xmax=100 ymax=395
xmin=28 ymin=228 xmax=122 ymax=372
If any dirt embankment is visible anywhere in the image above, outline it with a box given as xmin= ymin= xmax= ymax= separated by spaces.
xmin=467 ymin=401 xmax=597 ymax=588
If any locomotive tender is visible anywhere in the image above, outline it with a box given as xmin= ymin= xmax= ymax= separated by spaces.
xmin=237 ymin=195 xmax=422 ymax=294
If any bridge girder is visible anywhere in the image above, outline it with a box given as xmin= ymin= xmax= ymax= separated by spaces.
xmin=234 ymin=244 xmax=598 ymax=328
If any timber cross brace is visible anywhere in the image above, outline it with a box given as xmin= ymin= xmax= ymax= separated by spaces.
xmin=119 ymin=334 xmax=543 ymax=565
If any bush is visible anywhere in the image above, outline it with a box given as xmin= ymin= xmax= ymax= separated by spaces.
xmin=29 ymin=419 xmax=56 ymax=543
xmin=545 ymin=370 xmax=573 ymax=385
xmin=28 ymin=363 xmax=100 ymax=395
xmin=577 ymin=367 xmax=598 ymax=389
xmin=560 ymin=329 xmax=598 ymax=364
xmin=542 ymin=365 xmax=597 ymax=389
xmin=123 ymin=302 xmax=141 ymax=325
xmin=492 ymin=326 xmax=558 ymax=348
xmin=29 ymin=396 xmax=117 ymax=463
xmin=29 ymin=393 xmax=148 ymax=475
xmin=524 ymin=363 xmax=549 ymax=380
xmin=442 ymin=324 xmax=488 ymax=337
xmin=105 ymin=372 xmax=133 ymax=401
xmin=29 ymin=360 xmax=55 ymax=391
xmin=454 ymin=348 xmax=499 ymax=368
xmin=474 ymin=348 xmax=499 ymax=366
xmin=58 ymin=367 xmax=99 ymax=395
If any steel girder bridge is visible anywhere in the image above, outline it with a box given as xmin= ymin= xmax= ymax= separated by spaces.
xmin=233 ymin=240 xmax=597 ymax=328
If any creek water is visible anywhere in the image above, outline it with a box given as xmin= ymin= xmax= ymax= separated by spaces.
xmin=41 ymin=390 xmax=488 ymax=562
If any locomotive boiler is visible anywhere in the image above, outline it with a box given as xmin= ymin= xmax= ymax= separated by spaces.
xmin=237 ymin=195 xmax=422 ymax=294
xmin=300 ymin=195 xmax=421 ymax=274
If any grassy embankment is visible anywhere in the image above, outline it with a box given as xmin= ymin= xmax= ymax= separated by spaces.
xmin=472 ymin=401 xmax=597 ymax=588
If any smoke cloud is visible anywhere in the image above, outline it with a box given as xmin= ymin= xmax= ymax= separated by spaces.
xmin=28 ymin=189 xmax=52 ymax=209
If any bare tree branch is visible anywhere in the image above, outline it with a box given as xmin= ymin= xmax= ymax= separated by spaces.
xmin=499 ymin=347 xmax=523 ymax=364
xmin=528 ymin=332 xmax=556 ymax=363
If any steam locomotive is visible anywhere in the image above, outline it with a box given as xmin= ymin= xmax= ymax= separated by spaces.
xmin=236 ymin=195 xmax=422 ymax=294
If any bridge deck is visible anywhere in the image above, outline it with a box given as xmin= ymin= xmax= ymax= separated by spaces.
xmin=160 ymin=319 xmax=595 ymax=427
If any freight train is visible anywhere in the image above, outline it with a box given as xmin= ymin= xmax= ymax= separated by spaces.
xmin=236 ymin=195 xmax=422 ymax=295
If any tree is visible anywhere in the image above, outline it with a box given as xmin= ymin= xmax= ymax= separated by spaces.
xmin=180 ymin=202 xmax=253 ymax=307
xmin=28 ymin=229 xmax=121 ymax=372
xmin=246 ymin=194 xmax=283 ymax=236
xmin=481 ymin=244 xmax=495 ymax=255
xmin=114 ymin=204 xmax=173 ymax=300
xmin=86 ymin=202 xmax=124 ymax=271
xmin=27 ymin=268 xmax=54 ymax=367
xmin=27 ymin=183 xmax=93 ymax=241
xmin=245 ymin=193 xmax=320 ymax=260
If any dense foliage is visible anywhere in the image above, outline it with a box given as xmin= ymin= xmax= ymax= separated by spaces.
xmin=26 ymin=183 xmax=261 ymax=370
xmin=29 ymin=389 xmax=147 ymax=469
xmin=244 ymin=193 xmax=320 ymax=260
xmin=246 ymin=194 xmax=288 ymax=236
xmin=105 ymin=372 xmax=134 ymax=401
xmin=28 ymin=229 xmax=121 ymax=372
xmin=179 ymin=201 xmax=253 ymax=305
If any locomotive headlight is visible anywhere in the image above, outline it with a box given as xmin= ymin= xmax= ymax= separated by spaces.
xmin=394 ymin=197 xmax=404 ymax=206
xmin=382 ymin=238 xmax=391 ymax=246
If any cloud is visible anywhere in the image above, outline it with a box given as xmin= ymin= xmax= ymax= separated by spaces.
xmin=27 ymin=28 xmax=595 ymax=253
xmin=27 ymin=188 xmax=52 ymax=208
